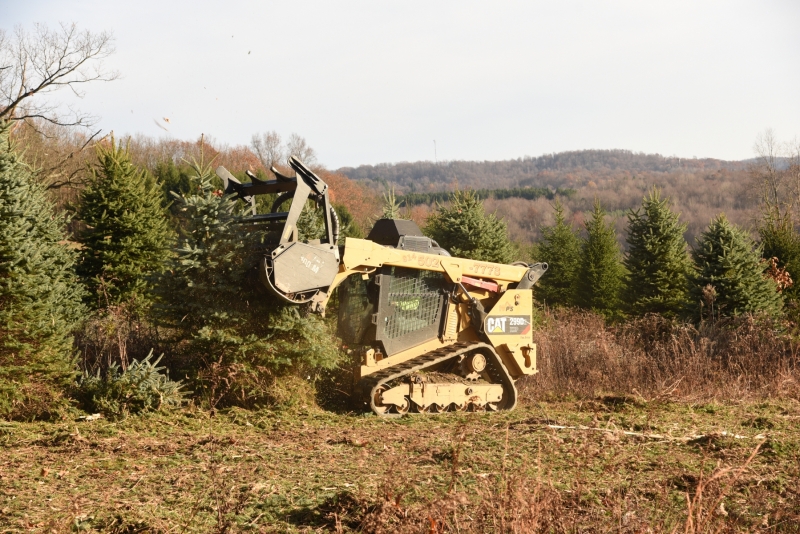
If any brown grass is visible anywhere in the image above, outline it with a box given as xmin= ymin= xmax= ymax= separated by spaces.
xmin=523 ymin=309 xmax=800 ymax=403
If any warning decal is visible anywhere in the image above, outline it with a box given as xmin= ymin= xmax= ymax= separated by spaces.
xmin=484 ymin=315 xmax=531 ymax=336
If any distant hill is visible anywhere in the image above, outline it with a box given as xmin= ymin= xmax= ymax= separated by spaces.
xmin=337 ymin=149 xmax=747 ymax=193
xmin=337 ymin=149 xmax=757 ymax=250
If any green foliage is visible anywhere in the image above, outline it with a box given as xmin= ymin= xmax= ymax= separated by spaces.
xmin=0 ymin=121 xmax=86 ymax=420
xmin=759 ymin=211 xmax=800 ymax=302
xmin=296 ymin=200 xmax=327 ymax=242
xmin=334 ymin=203 xmax=364 ymax=239
xmin=381 ymin=186 xmax=405 ymax=219
xmin=74 ymin=350 xmax=186 ymax=418
xmin=424 ymin=189 xmax=514 ymax=264
xmin=623 ymin=188 xmax=691 ymax=317
xmin=536 ymin=200 xmax=581 ymax=307
xmin=690 ymin=215 xmax=783 ymax=319
xmin=153 ymin=162 xmax=341 ymax=409
xmin=153 ymin=159 xmax=195 ymax=202
xmin=575 ymin=199 xmax=624 ymax=319
xmin=399 ymin=186 xmax=575 ymax=206
xmin=77 ymin=137 xmax=173 ymax=307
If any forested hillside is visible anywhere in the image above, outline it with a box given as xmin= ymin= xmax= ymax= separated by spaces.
xmin=338 ymin=150 xmax=756 ymax=246
xmin=339 ymin=150 xmax=746 ymax=190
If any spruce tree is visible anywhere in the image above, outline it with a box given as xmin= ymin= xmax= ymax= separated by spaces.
xmin=381 ymin=186 xmax=405 ymax=219
xmin=536 ymin=200 xmax=581 ymax=307
xmin=575 ymin=199 xmax=624 ymax=318
xmin=77 ymin=137 xmax=173 ymax=307
xmin=623 ymin=188 xmax=691 ymax=317
xmin=424 ymin=189 xmax=514 ymax=264
xmin=154 ymin=162 xmax=340 ymax=407
xmin=758 ymin=211 xmax=800 ymax=302
xmin=0 ymin=122 xmax=85 ymax=419
xmin=690 ymin=215 xmax=782 ymax=319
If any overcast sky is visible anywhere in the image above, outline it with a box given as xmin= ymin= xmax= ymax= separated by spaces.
xmin=4 ymin=1 xmax=799 ymax=168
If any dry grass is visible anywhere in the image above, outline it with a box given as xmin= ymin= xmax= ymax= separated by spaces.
xmin=2 ymin=397 xmax=799 ymax=532
xmin=524 ymin=310 xmax=800 ymax=403
xmin=4 ymin=311 xmax=800 ymax=532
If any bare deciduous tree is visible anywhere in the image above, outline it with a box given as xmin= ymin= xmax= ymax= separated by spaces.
xmin=250 ymin=130 xmax=283 ymax=170
xmin=286 ymin=133 xmax=317 ymax=167
xmin=13 ymin=118 xmax=103 ymax=190
xmin=752 ymin=128 xmax=800 ymax=219
xmin=0 ymin=22 xmax=119 ymax=127
xmin=250 ymin=131 xmax=318 ymax=172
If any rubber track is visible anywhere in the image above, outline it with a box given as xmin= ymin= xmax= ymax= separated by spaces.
xmin=357 ymin=341 xmax=517 ymax=417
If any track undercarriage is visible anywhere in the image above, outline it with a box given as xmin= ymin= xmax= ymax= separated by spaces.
xmin=356 ymin=342 xmax=518 ymax=417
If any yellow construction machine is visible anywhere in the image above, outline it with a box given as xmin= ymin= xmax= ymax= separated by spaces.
xmin=216 ymin=157 xmax=547 ymax=416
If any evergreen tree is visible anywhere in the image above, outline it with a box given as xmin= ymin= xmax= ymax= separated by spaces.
xmin=758 ymin=210 xmax=800 ymax=302
xmin=0 ymin=122 xmax=85 ymax=419
xmin=623 ymin=188 xmax=691 ymax=317
xmin=536 ymin=200 xmax=581 ymax=307
xmin=690 ymin=215 xmax=782 ymax=319
xmin=380 ymin=186 xmax=405 ymax=219
xmin=424 ymin=189 xmax=514 ymax=264
xmin=334 ymin=203 xmax=364 ymax=239
xmin=153 ymin=159 xmax=195 ymax=201
xmin=154 ymin=162 xmax=340 ymax=407
xmin=575 ymin=199 xmax=624 ymax=318
xmin=77 ymin=137 xmax=173 ymax=307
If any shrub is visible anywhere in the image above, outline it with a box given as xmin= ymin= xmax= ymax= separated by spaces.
xmin=524 ymin=308 xmax=799 ymax=402
xmin=153 ymin=161 xmax=342 ymax=409
xmin=74 ymin=350 xmax=186 ymax=418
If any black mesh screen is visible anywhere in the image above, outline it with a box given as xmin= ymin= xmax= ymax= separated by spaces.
xmin=376 ymin=268 xmax=448 ymax=355
xmin=384 ymin=271 xmax=443 ymax=338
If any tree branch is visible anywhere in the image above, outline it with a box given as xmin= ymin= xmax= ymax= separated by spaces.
xmin=0 ymin=22 xmax=118 ymax=126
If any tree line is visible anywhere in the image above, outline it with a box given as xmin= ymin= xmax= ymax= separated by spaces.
xmin=0 ymin=123 xmax=352 ymax=420
xmin=339 ymin=150 xmax=759 ymax=250
xmin=397 ymin=185 xmax=576 ymax=207
xmin=3 ymin=119 xmax=798 ymax=421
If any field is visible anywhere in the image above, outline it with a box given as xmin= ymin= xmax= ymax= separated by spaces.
xmin=2 ymin=395 xmax=799 ymax=533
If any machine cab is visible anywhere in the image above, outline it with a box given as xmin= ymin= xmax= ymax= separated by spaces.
xmin=337 ymin=219 xmax=452 ymax=357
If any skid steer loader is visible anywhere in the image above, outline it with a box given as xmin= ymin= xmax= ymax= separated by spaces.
xmin=215 ymin=157 xmax=547 ymax=416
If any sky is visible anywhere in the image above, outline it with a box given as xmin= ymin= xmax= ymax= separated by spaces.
xmin=3 ymin=0 xmax=799 ymax=168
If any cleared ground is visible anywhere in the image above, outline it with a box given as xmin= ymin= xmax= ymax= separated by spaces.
xmin=1 ymin=397 xmax=799 ymax=532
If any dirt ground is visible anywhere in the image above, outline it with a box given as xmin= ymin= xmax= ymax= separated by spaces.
xmin=1 ymin=397 xmax=799 ymax=532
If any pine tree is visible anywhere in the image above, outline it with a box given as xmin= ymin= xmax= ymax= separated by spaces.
xmin=536 ymin=200 xmax=581 ymax=307
xmin=575 ymin=199 xmax=624 ymax=318
xmin=424 ymin=189 xmax=514 ymax=264
xmin=0 ymin=121 xmax=85 ymax=419
xmin=154 ymin=162 xmax=340 ymax=407
xmin=381 ymin=186 xmax=405 ymax=219
xmin=334 ymin=203 xmax=364 ymax=239
xmin=623 ymin=188 xmax=691 ymax=317
xmin=690 ymin=215 xmax=782 ymax=319
xmin=758 ymin=210 xmax=800 ymax=302
xmin=77 ymin=137 xmax=173 ymax=307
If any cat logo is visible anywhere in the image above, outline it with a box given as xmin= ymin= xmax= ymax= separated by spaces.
xmin=484 ymin=315 xmax=531 ymax=336
xmin=486 ymin=317 xmax=507 ymax=333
